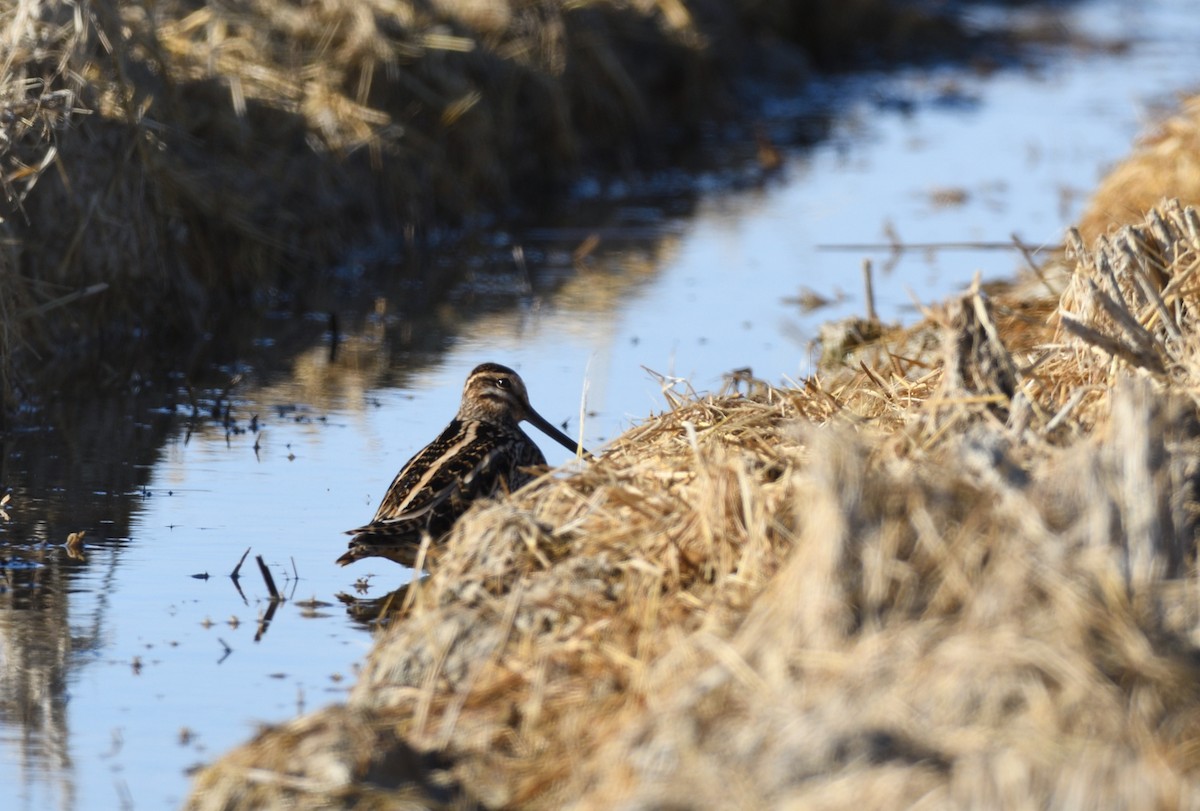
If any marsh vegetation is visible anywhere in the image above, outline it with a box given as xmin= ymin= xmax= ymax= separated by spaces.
xmin=6 ymin=0 xmax=1200 ymax=808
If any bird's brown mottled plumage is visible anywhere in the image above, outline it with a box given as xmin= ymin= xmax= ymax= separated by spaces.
xmin=337 ymin=363 xmax=587 ymax=569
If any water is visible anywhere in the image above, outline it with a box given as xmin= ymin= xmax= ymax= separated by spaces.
xmin=5 ymin=0 xmax=1200 ymax=806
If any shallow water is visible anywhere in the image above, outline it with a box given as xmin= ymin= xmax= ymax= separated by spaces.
xmin=5 ymin=0 xmax=1200 ymax=807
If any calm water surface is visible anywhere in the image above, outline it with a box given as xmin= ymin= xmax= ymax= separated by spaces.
xmin=5 ymin=0 xmax=1200 ymax=807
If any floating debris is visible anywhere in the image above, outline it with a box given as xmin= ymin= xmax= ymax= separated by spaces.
xmin=64 ymin=530 xmax=86 ymax=561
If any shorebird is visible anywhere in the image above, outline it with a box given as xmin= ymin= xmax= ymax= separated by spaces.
xmin=337 ymin=362 xmax=587 ymax=568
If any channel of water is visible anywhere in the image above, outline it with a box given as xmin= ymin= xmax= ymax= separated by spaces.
xmin=4 ymin=0 xmax=1200 ymax=807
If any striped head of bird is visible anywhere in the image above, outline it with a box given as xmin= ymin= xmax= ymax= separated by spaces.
xmin=457 ymin=363 xmax=583 ymax=454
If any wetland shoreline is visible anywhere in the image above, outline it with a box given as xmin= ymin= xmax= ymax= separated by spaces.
xmin=186 ymin=73 xmax=1200 ymax=811
xmin=8 ymin=1 xmax=1200 ymax=807
xmin=187 ymin=187 xmax=1200 ymax=806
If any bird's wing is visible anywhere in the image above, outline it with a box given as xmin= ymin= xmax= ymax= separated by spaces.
xmin=366 ymin=421 xmax=515 ymax=525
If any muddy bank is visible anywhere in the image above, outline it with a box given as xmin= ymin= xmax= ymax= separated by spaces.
xmin=1 ymin=0 xmax=1014 ymax=414
xmin=184 ymin=80 xmax=1200 ymax=808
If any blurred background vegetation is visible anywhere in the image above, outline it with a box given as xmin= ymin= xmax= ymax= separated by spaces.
xmin=0 ymin=0 xmax=1001 ymax=419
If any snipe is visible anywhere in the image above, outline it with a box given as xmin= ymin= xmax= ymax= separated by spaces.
xmin=337 ymin=362 xmax=587 ymax=568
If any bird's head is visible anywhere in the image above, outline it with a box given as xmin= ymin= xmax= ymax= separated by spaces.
xmin=459 ymin=363 xmax=533 ymax=425
xmin=458 ymin=363 xmax=587 ymax=456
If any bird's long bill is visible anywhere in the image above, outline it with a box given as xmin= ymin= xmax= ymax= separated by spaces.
xmin=526 ymin=409 xmax=590 ymax=458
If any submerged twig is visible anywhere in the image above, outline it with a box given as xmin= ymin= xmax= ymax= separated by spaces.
xmin=254 ymin=600 xmax=280 ymax=643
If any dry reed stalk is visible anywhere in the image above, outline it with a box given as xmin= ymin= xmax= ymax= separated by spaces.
xmin=1052 ymin=201 xmax=1200 ymax=418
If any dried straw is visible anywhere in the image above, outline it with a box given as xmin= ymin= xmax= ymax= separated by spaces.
xmin=1079 ymin=95 xmax=1200 ymax=243
xmin=186 ymin=200 xmax=1200 ymax=810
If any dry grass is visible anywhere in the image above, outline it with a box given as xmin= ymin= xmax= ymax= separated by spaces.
xmin=1078 ymin=95 xmax=1200 ymax=243
xmin=0 ymin=0 xmax=92 ymax=408
xmin=186 ymin=200 xmax=1200 ymax=809
xmin=0 ymin=0 xmax=970 ymax=413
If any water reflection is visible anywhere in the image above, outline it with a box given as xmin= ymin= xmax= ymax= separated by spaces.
xmin=1 ymin=558 xmax=76 ymax=810
xmin=337 ymin=582 xmax=414 ymax=627
xmin=1 ymin=396 xmax=174 ymax=810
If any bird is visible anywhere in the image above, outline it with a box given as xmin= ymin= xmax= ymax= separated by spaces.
xmin=337 ymin=362 xmax=588 ymax=568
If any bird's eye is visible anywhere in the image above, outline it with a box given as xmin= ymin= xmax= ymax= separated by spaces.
xmin=495 ymin=377 xmax=510 ymax=389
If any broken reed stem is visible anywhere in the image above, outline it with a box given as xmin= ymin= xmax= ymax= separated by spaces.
xmin=1011 ymin=232 xmax=1059 ymax=298
xmin=401 ymin=534 xmax=434 ymax=614
xmin=256 ymin=555 xmax=281 ymax=601
xmin=862 ymin=258 xmax=878 ymax=323
xmin=231 ymin=547 xmax=251 ymax=579
xmin=578 ymin=360 xmax=591 ymax=459
xmin=16 ymin=282 xmax=109 ymax=320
